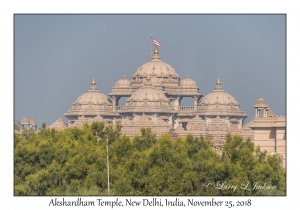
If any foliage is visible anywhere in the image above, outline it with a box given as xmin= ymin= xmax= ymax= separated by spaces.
xmin=14 ymin=124 xmax=286 ymax=196
xmin=14 ymin=120 xmax=21 ymax=131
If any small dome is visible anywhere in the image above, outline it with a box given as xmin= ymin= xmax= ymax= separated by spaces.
xmin=132 ymin=48 xmax=179 ymax=79
xmin=254 ymin=97 xmax=269 ymax=108
xmin=21 ymin=116 xmax=30 ymax=125
xmin=114 ymin=75 xmax=131 ymax=87
xmin=180 ymin=75 xmax=197 ymax=87
xmin=29 ymin=118 xmax=37 ymax=126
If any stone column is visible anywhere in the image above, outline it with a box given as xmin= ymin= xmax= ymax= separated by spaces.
xmin=116 ymin=96 xmax=120 ymax=106
xmin=193 ymin=96 xmax=198 ymax=111
xmin=112 ymin=96 xmax=116 ymax=112
xmin=174 ymin=96 xmax=180 ymax=111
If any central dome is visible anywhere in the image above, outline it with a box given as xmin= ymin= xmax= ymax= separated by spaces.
xmin=120 ymin=83 xmax=175 ymax=113
xmin=129 ymin=85 xmax=169 ymax=102
xmin=132 ymin=48 xmax=179 ymax=79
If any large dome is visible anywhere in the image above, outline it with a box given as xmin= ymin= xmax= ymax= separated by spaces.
xmin=120 ymin=83 xmax=174 ymax=113
xmin=65 ymin=79 xmax=112 ymax=117
xmin=132 ymin=48 xmax=179 ymax=79
xmin=74 ymin=85 xmax=111 ymax=106
xmin=197 ymin=79 xmax=247 ymax=118
xmin=200 ymin=87 xmax=239 ymax=106
xmin=128 ymin=85 xmax=169 ymax=102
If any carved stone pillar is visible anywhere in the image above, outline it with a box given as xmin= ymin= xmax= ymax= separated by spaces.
xmin=193 ymin=96 xmax=198 ymax=111
xmin=112 ymin=96 xmax=116 ymax=112
xmin=174 ymin=96 xmax=180 ymax=111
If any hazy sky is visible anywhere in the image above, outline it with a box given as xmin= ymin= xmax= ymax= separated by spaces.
xmin=14 ymin=15 xmax=286 ymax=127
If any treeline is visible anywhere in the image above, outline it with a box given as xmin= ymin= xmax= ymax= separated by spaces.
xmin=14 ymin=122 xmax=286 ymax=196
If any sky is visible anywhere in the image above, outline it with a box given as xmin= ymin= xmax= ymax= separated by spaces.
xmin=14 ymin=14 xmax=286 ymax=127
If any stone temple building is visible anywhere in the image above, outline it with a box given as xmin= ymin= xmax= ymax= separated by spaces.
xmin=20 ymin=47 xmax=286 ymax=167
xmin=61 ymin=47 xmax=251 ymax=145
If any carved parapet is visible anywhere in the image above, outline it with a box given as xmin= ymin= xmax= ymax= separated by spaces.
xmin=253 ymin=116 xmax=286 ymax=122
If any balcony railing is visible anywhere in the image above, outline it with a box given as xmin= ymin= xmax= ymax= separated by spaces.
xmin=179 ymin=106 xmax=194 ymax=111
xmin=116 ymin=106 xmax=123 ymax=111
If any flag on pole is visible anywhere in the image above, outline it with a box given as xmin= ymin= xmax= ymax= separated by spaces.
xmin=152 ymin=39 xmax=162 ymax=47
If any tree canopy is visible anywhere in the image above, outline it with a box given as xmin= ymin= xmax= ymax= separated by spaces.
xmin=14 ymin=122 xmax=286 ymax=196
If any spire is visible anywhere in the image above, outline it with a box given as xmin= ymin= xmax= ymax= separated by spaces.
xmin=153 ymin=47 xmax=159 ymax=56
xmin=91 ymin=78 xmax=96 ymax=86
xmin=216 ymin=78 xmax=221 ymax=86
xmin=90 ymin=78 xmax=98 ymax=90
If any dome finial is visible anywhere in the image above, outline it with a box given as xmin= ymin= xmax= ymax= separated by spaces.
xmin=153 ymin=47 xmax=159 ymax=56
xmin=91 ymin=78 xmax=96 ymax=86
xmin=216 ymin=78 xmax=221 ymax=86
xmin=146 ymin=74 xmax=151 ymax=82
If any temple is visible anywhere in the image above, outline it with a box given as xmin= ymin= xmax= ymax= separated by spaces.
xmin=20 ymin=46 xmax=286 ymax=167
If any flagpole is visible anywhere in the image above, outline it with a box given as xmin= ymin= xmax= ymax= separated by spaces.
xmin=150 ymin=34 xmax=153 ymax=60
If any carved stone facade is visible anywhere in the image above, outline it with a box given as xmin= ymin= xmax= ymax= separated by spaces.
xmin=48 ymin=117 xmax=67 ymax=130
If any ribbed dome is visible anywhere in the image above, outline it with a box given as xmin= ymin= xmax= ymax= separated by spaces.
xmin=197 ymin=79 xmax=247 ymax=118
xmin=180 ymin=75 xmax=197 ymax=87
xmin=199 ymin=85 xmax=239 ymax=106
xmin=120 ymin=84 xmax=174 ymax=113
xmin=65 ymin=79 xmax=112 ymax=117
xmin=128 ymin=85 xmax=169 ymax=102
xmin=74 ymin=85 xmax=111 ymax=106
xmin=114 ymin=75 xmax=131 ymax=87
xmin=132 ymin=48 xmax=179 ymax=79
